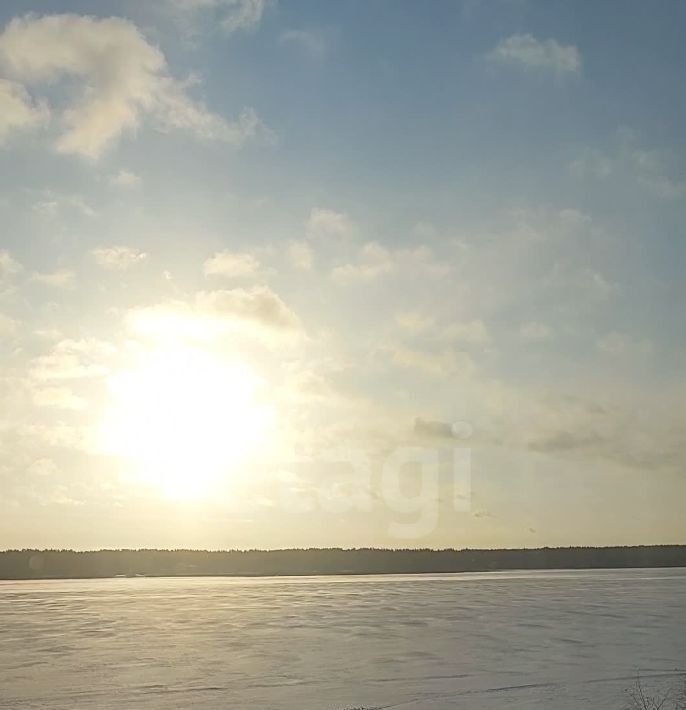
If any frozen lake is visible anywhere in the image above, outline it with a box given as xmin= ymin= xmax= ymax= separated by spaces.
xmin=1 ymin=568 xmax=685 ymax=709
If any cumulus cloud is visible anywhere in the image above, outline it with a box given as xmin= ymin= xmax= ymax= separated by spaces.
xmin=332 ymin=242 xmax=448 ymax=284
xmin=92 ymin=246 xmax=148 ymax=270
xmin=331 ymin=241 xmax=394 ymax=282
xmin=196 ymin=285 xmax=300 ymax=331
xmin=0 ymin=77 xmax=48 ymax=143
xmin=489 ymin=34 xmax=580 ymax=76
xmin=110 ymin=169 xmax=141 ymax=188
xmin=0 ymin=13 xmax=271 ymax=158
xmin=307 ymin=207 xmax=353 ymax=239
xmin=127 ymin=285 xmax=301 ymax=344
xmin=203 ymin=250 xmax=260 ymax=278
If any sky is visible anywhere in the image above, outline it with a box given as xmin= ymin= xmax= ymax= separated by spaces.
xmin=0 ymin=0 xmax=685 ymax=550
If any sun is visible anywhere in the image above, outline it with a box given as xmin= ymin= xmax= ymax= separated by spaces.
xmin=101 ymin=346 xmax=273 ymax=500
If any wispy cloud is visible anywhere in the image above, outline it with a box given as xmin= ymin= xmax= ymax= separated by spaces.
xmin=0 ymin=78 xmax=48 ymax=143
xmin=109 ymin=169 xmax=142 ymax=189
xmin=489 ymin=34 xmax=581 ymax=76
xmin=31 ymin=270 xmax=75 ymax=288
xmin=570 ymin=131 xmax=686 ymax=200
xmin=32 ymin=191 xmax=96 ymax=218
xmin=92 ymin=246 xmax=148 ymax=270
xmin=597 ymin=331 xmax=654 ymax=358
xmin=385 ymin=344 xmax=475 ymax=377
xmin=29 ymin=338 xmax=115 ymax=381
xmin=280 ymin=28 xmax=328 ymax=58
xmin=167 ymin=0 xmax=270 ymax=37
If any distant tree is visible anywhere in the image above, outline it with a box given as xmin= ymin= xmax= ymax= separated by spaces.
xmin=626 ymin=675 xmax=686 ymax=710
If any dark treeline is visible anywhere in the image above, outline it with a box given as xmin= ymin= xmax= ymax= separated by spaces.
xmin=1 ymin=545 xmax=685 ymax=579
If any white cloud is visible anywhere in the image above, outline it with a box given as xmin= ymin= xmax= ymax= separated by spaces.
xmin=570 ymin=135 xmax=686 ymax=200
xmin=332 ymin=242 xmax=448 ymax=284
xmin=287 ymin=240 xmax=313 ymax=270
xmin=169 ymin=0 xmax=268 ymax=36
xmin=203 ymin=250 xmax=260 ymax=278
xmin=92 ymin=246 xmax=148 ymax=270
xmin=0 ymin=14 xmax=270 ymax=158
xmin=31 ymin=270 xmax=75 ymax=288
xmin=126 ymin=285 xmax=301 ymax=344
xmin=520 ymin=321 xmax=553 ymax=341
xmin=331 ymin=241 xmax=393 ymax=283
xmin=280 ymin=29 xmax=328 ymax=58
xmin=110 ymin=169 xmax=141 ymax=189
xmin=29 ymin=339 xmax=115 ymax=381
xmin=307 ymin=207 xmax=352 ymax=239
xmin=197 ymin=285 xmax=300 ymax=331
xmin=32 ymin=191 xmax=96 ymax=218
xmin=489 ymin=34 xmax=580 ymax=76
xmin=154 ymin=92 xmax=274 ymax=145
xmin=217 ymin=0 xmax=267 ymax=35
xmin=0 ymin=77 xmax=48 ymax=143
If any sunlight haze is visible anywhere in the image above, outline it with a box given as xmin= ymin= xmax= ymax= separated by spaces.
xmin=0 ymin=0 xmax=685 ymax=550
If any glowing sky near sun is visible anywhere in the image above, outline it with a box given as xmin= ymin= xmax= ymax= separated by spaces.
xmin=0 ymin=0 xmax=685 ymax=549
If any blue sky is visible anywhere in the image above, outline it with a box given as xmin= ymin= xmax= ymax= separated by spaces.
xmin=0 ymin=0 xmax=684 ymax=549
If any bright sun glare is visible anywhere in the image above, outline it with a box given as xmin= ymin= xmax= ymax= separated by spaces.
xmin=101 ymin=347 xmax=273 ymax=500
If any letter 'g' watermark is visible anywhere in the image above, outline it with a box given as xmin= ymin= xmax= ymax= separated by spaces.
xmin=273 ymin=423 xmax=473 ymax=540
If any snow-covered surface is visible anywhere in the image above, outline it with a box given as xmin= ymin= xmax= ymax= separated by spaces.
xmin=1 ymin=568 xmax=684 ymax=709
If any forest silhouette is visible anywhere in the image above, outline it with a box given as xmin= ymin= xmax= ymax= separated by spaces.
xmin=1 ymin=545 xmax=684 ymax=579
